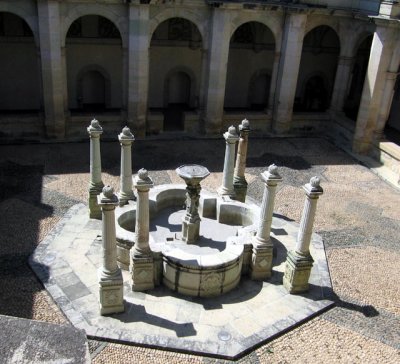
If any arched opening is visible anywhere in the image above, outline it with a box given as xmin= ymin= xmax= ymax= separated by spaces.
xmin=225 ymin=22 xmax=275 ymax=111
xmin=344 ymin=35 xmax=373 ymax=121
xmin=149 ymin=17 xmax=202 ymax=131
xmin=0 ymin=12 xmax=40 ymax=112
xmin=295 ymin=25 xmax=340 ymax=112
xmin=66 ymin=15 xmax=122 ymax=114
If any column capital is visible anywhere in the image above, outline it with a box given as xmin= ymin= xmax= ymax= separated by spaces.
xmin=97 ymin=186 xmax=119 ymax=207
xmin=261 ymin=164 xmax=282 ymax=186
xmin=87 ymin=118 xmax=103 ymax=137
xmin=118 ymin=126 xmax=135 ymax=144
xmin=134 ymin=169 xmax=154 ymax=191
xmin=223 ymin=125 xmax=239 ymax=144
xmin=303 ymin=177 xmax=323 ymax=197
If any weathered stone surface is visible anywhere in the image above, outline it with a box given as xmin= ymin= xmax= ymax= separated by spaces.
xmin=0 ymin=314 xmax=90 ymax=363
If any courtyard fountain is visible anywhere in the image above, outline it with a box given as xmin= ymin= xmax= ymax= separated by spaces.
xmin=30 ymin=118 xmax=333 ymax=359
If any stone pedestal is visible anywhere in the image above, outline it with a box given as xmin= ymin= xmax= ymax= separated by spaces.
xmin=250 ymin=165 xmax=282 ymax=280
xmin=88 ymin=119 xmax=104 ymax=220
xmin=233 ymin=119 xmax=250 ymax=202
xmin=176 ymin=165 xmax=210 ymax=244
xmin=118 ymin=126 xmax=135 ymax=205
xmin=282 ymin=250 xmax=314 ymax=294
xmin=97 ymin=186 xmax=124 ymax=315
xmin=218 ymin=126 xmax=239 ymax=197
xmin=283 ymin=177 xmax=323 ymax=293
xmin=131 ymin=169 xmax=154 ymax=291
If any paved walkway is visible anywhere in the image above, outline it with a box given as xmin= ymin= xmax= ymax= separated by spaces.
xmin=0 ymin=137 xmax=399 ymax=363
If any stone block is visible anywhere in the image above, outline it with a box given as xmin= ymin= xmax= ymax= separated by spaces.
xmin=130 ymin=254 xmax=154 ymax=291
xmin=250 ymin=244 xmax=273 ymax=280
xmin=88 ymin=192 xmax=101 ymax=220
xmin=98 ymin=270 xmax=124 ymax=315
xmin=283 ymin=250 xmax=314 ymax=294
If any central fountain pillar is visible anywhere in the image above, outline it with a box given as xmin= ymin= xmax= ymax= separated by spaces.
xmin=176 ymin=165 xmax=210 ymax=244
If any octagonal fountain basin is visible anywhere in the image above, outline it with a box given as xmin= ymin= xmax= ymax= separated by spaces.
xmin=115 ymin=184 xmax=261 ymax=296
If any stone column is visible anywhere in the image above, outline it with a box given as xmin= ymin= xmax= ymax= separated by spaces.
xmin=97 ymin=186 xmax=124 ymax=315
xmin=127 ymin=4 xmax=150 ymax=137
xmin=353 ymin=23 xmax=396 ymax=154
xmin=118 ymin=126 xmax=135 ymax=205
xmin=218 ymin=126 xmax=239 ymax=197
xmin=268 ymin=52 xmax=281 ymax=111
xmin=250 ymin=165 xmax=282 ymax=280
xmin=375 ymin=36 xmax=400 ymax=139
xmin=130 ymin=169 xmax=154 ymax=291
xmin=330 ymin=55 xmax=354 ymax=112
xmin=233 ymin=119 xmax=251 ymax=202
xmin=272 ymin=12 xmax=307 ymax=133
xmin=203 ymin=8 xmax=231 ymax=134
xmin=37 ymin=0 xmax=65 ymax=138
xmin=283 ymin=177 xmax=323 ymax=294
xmin=88 ymin=119 xmax=104 ymax=219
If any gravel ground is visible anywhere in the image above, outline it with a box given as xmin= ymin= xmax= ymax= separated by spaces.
xmin=0 ymin=136 xmax=399 ymax=363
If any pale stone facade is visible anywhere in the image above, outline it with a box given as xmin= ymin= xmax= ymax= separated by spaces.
xmin=1 ymin=1 xmax=400 ymax=170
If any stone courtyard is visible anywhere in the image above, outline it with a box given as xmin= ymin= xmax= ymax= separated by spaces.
xmin=0 ymin=136 xmax=399 ymax=362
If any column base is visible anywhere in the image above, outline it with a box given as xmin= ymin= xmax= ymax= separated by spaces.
xmin=98 ymin=269 xmax=124 ymax=315
xmin=233 ymin=177 xmax=248 ymax=203
xmin=181 ymin=218 xmax=200 ymax=244
xmin=352 ymin=139 xmax=371 ymax=155
xmin=130 ymin=253 xmax=154 ymax=291
xmin=89 ymin=188 xmax=103 ymax=220
xmin=118 ymin=191 xmax=136 ymax=206
xmin=250 ymin=243 xmax=273 ymax=280
xmin=283 ymin=250 xmax=314 ymax=294
xmin=217 ymin=185 xmax=235 ymax=198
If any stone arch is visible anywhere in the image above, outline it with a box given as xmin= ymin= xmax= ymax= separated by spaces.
xmin=76 ymin=65 xmax=111 ymax=110
xmin=225 ymin=21 xmax=276 ymax=110
xmin=163 ymin=66 xmax=196 ymax=108
xmin=230 ymin=15 xmax=280 ymax=51
xmin=0 ymin=6 xmax=39 ymax=45
xmin=66 ymin=15 xmax=123 ymax=111
xmin=148 ymin=17 xmax=203 ymax=111
xmin=62 ymin=6 xmax=127 ymax=47
xmin=295 ymin=24 xmax=340 ymax=112
xmin=305 ymin=17 xmax=341 ymax=48
xmin=149 ymin=9 xmax=206 ymax=49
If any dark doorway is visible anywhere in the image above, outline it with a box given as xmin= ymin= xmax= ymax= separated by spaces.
xmin=164 ymin=71 xmax=190 ymax=131
xmin=81 ymin=70 xmax=106 ymax=111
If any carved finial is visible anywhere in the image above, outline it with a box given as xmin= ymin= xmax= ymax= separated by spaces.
xmin=228 ymin=125 xmax=236 ymax=135
xmin=310 ymin=176 xmax=320 ymax=188
xmin=268 ymin=164 xmax=278 ymax=175
xmin=87 ymin=118 xmax=102 ymax=133
xmin=304 ymin=176 xmax=323 ymax=195
xmin=122 ymin=126 xmax=131 ymax=136
xmin=91 ymin=118 xmax=99 ymax=128
xmin=119 ymin=126 xmax=134 ymax=141
xmin=138 ymin=168 xmax=148 ymax=180
xmin=103 ymin=185 xmax=114 ymax=198
xmin=239 ymin=118 xmax=250 ymax=132
xmin=262 ymin=163 xmax=282 ymax=182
